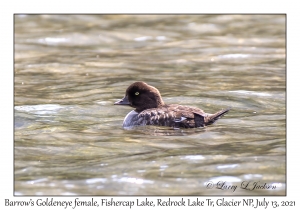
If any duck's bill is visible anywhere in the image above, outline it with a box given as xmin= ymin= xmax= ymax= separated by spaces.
xmin=114 ymin=95 xmax=130 ymax=105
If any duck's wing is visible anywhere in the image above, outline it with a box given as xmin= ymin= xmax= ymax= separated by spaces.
xmin=165 ymin=105 xmax=206 ymax=128
xmin=137 ymin=105 xmax=230 ymax=128
xmin=138 ymin=107 xmax=177 ymax=127
xmin=137 ymin=105 xmax=207 ymax=128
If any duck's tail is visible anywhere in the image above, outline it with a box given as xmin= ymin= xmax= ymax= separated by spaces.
xmin=205 ymin=108 xmax=231 ymax=125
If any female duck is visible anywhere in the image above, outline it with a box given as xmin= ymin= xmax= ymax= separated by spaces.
xmin=114 ymin=81 xmax=230 ymax=128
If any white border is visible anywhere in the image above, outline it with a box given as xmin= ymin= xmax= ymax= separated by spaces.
xmin=2 ymin=0 xmax=298 ymax=209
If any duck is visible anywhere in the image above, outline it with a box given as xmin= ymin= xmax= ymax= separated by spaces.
xmin=114 ymin=81 xmax=230 ymax=128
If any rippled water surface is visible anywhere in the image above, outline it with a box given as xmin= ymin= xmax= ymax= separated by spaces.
xmin=14 ymin=15 xmax=286 ymax=195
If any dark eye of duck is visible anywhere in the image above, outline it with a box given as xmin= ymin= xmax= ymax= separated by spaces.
xmin=135 ymin=92 xmax=139 ymax=96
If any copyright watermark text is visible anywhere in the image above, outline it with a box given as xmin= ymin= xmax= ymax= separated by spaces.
xmin=205 ymin=181 xmax=278 ymax=192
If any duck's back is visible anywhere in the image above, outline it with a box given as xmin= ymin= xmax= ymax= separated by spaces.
xmin=123 ymin=104 xmax=228 ymax=128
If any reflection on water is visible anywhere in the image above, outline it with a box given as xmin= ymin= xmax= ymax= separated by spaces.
xmin=14 ymin=15 xmax=285 ymax=195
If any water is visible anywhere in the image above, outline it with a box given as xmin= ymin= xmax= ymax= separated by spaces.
xmin=14 ymin=15 xmax=285 ymax=195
